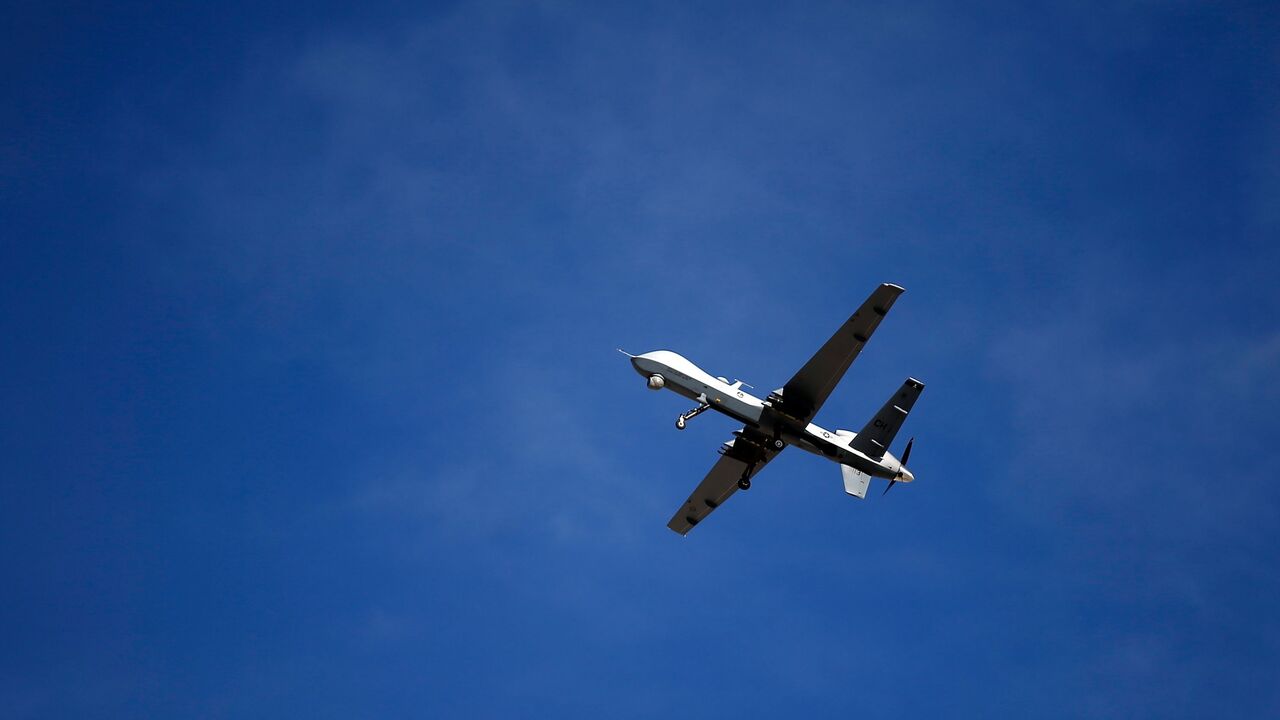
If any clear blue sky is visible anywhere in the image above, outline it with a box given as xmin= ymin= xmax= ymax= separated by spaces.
xmin=3 ymin=2 xmax=1279 ymax=717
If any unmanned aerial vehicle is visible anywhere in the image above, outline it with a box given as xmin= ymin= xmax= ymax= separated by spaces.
xmin=622 ymin=283 xmax=923 ymax=535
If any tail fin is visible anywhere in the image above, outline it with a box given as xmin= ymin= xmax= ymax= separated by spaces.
xmin=841 ymin=464 xmax=871 ymax=499
xmin=849 ymin=378 xmax=924 ymax=459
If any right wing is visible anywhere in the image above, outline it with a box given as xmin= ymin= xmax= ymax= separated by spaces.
xmin=779 ymin=283 xmax=905 ymax=423
xmin=667 ymin=428 xmax=781 ymax=535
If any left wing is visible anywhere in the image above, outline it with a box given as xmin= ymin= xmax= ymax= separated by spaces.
xmin=667 ymin=428 xmax=781 ymax=535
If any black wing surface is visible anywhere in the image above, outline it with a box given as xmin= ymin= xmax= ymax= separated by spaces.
xmin=778 ymin=283 xmax=904 ymax=423
xmin=667 ymin=428 xmax=782 ymax=535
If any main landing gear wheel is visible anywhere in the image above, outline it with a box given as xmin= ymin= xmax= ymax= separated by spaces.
xmin=676 ymin=416 xmax=686 ymax=430
xmin=737 ymin=478 xmax=751 ymax=491
xmin=773 ymin=438 xmax=785 ymax=449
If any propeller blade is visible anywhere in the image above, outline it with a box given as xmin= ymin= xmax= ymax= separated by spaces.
xmin=884 ymin=437 xmax=914 ymax=497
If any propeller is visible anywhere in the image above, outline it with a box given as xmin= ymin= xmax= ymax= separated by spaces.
xmin=882 ymin=437 xmax=914 ymax=496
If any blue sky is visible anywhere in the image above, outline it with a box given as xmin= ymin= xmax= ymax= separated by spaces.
xmin=3 ymin=1 xmax=1279 ymax=717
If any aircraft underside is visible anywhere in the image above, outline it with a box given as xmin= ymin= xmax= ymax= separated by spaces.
xmin=624 ymin=282 xmax=923 ymax=535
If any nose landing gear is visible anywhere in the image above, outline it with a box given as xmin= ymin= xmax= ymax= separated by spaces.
xmin=675 ymin=402 xmax=711 ymax=430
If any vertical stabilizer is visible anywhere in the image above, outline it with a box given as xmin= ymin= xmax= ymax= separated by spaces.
xmin=841 ymin=464 xmax=871 ymax=499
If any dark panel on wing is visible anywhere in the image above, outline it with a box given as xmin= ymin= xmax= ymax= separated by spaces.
xmin=667 ymin=428 xmax=781 ymax=536
xmin=779 ymin=283 xmax=905 ymax=423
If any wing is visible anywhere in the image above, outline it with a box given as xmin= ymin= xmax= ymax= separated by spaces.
xmin=779 ymin=283 xmax=904 ymax=423
xmin=667 ymin=428 xmax=782 ymax=535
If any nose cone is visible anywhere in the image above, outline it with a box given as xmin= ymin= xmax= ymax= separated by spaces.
xmin=630 ymin=350 xmax=670 ymax=377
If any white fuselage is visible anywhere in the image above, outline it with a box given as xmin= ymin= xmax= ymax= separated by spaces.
xmin=629 ymin=350 xmax=911 ymax=482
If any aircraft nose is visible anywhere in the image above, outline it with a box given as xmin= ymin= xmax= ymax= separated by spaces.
xmin=899 ymin=467 xmax=915 ymax=483
xmin=628 ymin=350 xmax=671 ymax=378
xmin=630 ymin=355 xmax=653 ymax=378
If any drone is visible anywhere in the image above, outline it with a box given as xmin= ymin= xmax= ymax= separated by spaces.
xmin=622 ymin=283 xmax=923 ymax=534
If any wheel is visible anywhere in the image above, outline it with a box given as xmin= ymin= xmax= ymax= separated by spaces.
xmin=737 ymin=478 xmax=751 ymax=491
xmin=773 ymin=438 xmax=784 ymax=449
xmin=676 ymin=417 xmax=686 ymax=430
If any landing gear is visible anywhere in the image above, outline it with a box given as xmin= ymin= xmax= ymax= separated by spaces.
xmin=675 ymin=402 xmax=711 ymax=430
xmin=737 ymin=477 xmax=751 ymax=490
xmin=773 ymin=438 xmax=785 ymax=449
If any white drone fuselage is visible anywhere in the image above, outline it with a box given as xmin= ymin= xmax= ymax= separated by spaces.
xmin=629 ymin=350 xmax=912 ymax=483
